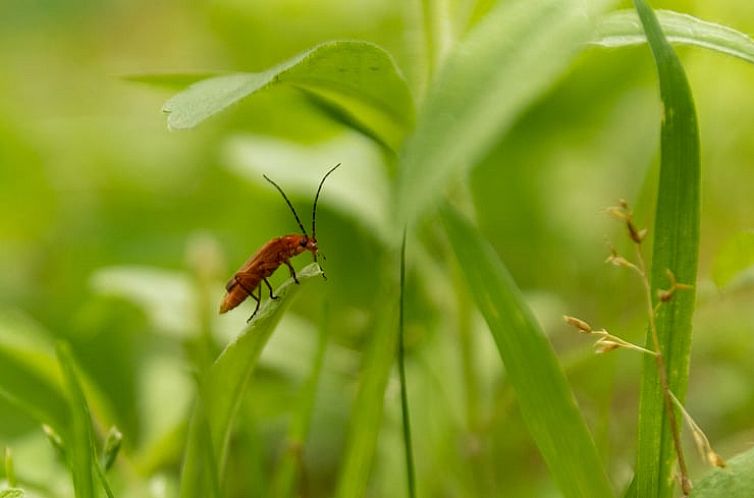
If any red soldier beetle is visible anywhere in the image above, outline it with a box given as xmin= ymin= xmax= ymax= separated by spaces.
xmin=219 ymin=163 xmax=341 ymax=322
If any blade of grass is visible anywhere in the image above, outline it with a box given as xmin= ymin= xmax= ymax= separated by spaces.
xmin=691 ymin=447 xmax=754 ymax=498
xmin=593 ymin=10 xmax=754 ymax=65
xmin=441 ymin=205 xmax=615 ymax=498
xmin=269 ymin=304 xmax=331 ymax=498
xmin=179 ymin=264 xmax=323 ymax=498
xmin=163 ymin=41 xmax=414 ymax=151
xmin=397 ymin=0 xmax=614 ymax=228
xmin=632 ymin=1 xmax=701 ymax=497
xmin=56 ymin=342 xmax=96 ymax=498
xmin=398 ymin=230 xmax=417 ymax=498
xmin=334 ymin=295 xmax=399 ymax=498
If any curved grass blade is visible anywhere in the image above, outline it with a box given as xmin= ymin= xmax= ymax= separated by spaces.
xmin=632 ymin=2 xmax=701 ymax=497
xmin=441 ymin=205 xmax=615 ymax=498
xmin=691 ymin=447 xmax=754 ymax=498
xmin=179 ymin=264 xmax=323 ymax=498
xmin=56 ymin=342 xmax=96 ymax=498
xmin=593 ymin=10 xmax=754 ymax=65
xmin=397 ymin=0 xmax=614 ymax=227
xmin=163 ymin=41 xmax=414 ymax=150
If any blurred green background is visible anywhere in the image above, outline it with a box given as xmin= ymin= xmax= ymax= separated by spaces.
xmin=1 ymin=0 xmax=753 ymax=497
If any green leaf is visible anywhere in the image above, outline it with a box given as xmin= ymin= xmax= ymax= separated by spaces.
xmin=397 ymin=0 xmax=614 ymax=227
xmin=441 ymin=206 xmax=614 ymax=498
xmin=691 ymin=447 xmax=754 ymax=498
xmin=163 ymin=41 xmax=414 ymax=150
xmin=712 ymin=231 xmax=754 ymax=288
xmin=593 ymin=10 xmax=754 ymax=65
xmin=334 ymin=310 xmax=398 ymax=498
xmin=56 ymin=342 xmax=97 ymax=498
xmin=0 ymin=313 xmax=68 ymax=434
xmin=122 ymin=73 xmax=220 ymax=90
xmin=179 ymin=264 xmax=323 ymax=498
xmin=632 ymin=2 xmax=701 ymax=498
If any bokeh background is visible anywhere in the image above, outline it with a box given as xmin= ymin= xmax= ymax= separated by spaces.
xmin=1 ymin=0 xmax=753 ymax=497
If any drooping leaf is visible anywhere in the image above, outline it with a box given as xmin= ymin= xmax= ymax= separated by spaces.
xmin=442 ymin=205 xmax=614 ymax=498
xmin=397 ymin=0 xmax=614 ymax=227
xmin=593 ymin=10 xmax=754 ymax=65
xmin=632 ymin=2 xmax=701 ymax=498
xmin=163 ymin=41 xmax=414 ymax=151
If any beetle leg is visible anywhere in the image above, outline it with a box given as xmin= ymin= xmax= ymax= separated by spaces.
xmin=247 ymin=288 xmax=261 ymax=323
xmin=284 ymin=260 xmax=300 ymax=284
xmin=263 ymin=278 xmax=278 ymax=300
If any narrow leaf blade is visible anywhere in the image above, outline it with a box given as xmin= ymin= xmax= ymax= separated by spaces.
xmin=56 ymin=342 xmax=97 ymax=498
xmin=632 ymin=2 xmax=701 ymax=497
xmin=442 ymin=206 xmax=614 ymax=498
xmin=179 ymin=264 xmax=323 ymax=498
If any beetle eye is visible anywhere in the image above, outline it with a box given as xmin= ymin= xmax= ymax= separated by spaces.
xmin=300 ymin=239 xmax=307 ymax=247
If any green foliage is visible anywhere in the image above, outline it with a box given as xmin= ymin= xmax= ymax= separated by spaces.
xmin=56 ymin=342 xmax=97 ymax=498
xmin=2 ymin=1 xmax=754 ymax=497
xmin=631 ymin=1 xmax=701 ymax=497
xmin=691 ymin=447 xmax=754 ymax=498
xmin=180 ymin=264 xmax=323 ymax=497
xmin=397 ymin=0 xmax=615 ymax=227
xmin=163 ymin=41 xmax=414 ymax=150
xmin=594 ymin=10 xmax=754 ymax=64
xmin=0 ymin=489 xmax=24 ymax=498
xmin=442 ymin=205 xmax=614 ymax=498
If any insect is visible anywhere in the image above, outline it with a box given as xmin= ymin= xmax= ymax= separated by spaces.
xmin=219 ymin=163 xmax=341 ymax=322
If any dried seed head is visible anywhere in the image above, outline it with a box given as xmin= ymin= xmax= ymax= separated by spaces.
xmin=627 ymin=221 xmax=645 ymax=244
xmin=658 ymin=289 xmax=674 ymax=302
xmin=707 ymin=451 xmax=726 ymax=468
xmin=563 ymin=315 xmax=592 ymax=333
xmin=606 ymin=206 xmax=629 ymax=221
xmin=595 ymin=340 xmax=621 ymax=354
xmin=606 ymin=254 xmax=633 ymax=268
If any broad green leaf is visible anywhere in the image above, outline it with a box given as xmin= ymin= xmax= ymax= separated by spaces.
xmin=179 ymin=264 xmax=323 ymax=498
xmin=441 ymin=206 xmax=614 ymax=498
xmin=593 ymin=10 xmax=754 ymax=65
xmin=397 ymin=0 xmax=614 ymax=227
xmin=712 ymin=231 xmax=754 ymax=288
xmin=56 ymin=342 xmax=96 ymax=498
xmin=334 ymin=302 xmax=398 ymax=498
xmin=632 ymin=2 xmax=701 ymax=498
xmin=163 ymin=41 xmax=414 ymax=150
xmin=691 ymin=447 xmax=754 ymax=498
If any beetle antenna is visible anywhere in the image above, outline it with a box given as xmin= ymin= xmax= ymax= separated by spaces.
xmin=312 ymin=163 xmax=341 ymax=240
xmin=263 ymin=175 xmax=308 ymax=237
